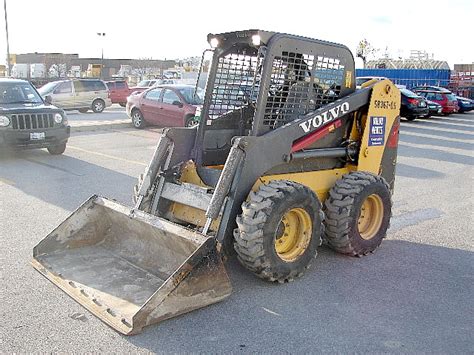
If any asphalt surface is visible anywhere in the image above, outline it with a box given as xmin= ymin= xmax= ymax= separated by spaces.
xmin=1 ymin=112 xmax=473 ymax=353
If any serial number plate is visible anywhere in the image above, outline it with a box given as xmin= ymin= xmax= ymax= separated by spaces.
xmin=30 ymin=132 xmax=45 ymax=140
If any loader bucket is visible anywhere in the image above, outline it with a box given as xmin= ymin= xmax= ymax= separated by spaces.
xmin=32 ymin=196 xmax=232 ymax=335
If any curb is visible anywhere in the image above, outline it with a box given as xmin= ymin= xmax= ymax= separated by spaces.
xmin=70 ymin=121 xmax=132 ymax=133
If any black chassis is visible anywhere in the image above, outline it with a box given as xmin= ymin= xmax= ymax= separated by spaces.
xmin=140 ymin=30 xmax=379 ymax=250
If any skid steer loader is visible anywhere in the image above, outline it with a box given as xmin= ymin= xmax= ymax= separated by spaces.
xmin=32 ymin=30 xmax=401 ymax=335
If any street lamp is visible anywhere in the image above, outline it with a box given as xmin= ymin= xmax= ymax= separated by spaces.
xmin=97 ymin=32 xmax=106 ymax=79
xmin=4 ymin=0 xmax=11 ymax=77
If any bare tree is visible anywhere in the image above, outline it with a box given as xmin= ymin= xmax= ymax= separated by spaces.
xmin=131 ymin=57 xmax=157 ymax=80
xmin=356 ymin=39 xmax=378 ymax=69
xmin=43 ymin=54 xmax=71 ymax=78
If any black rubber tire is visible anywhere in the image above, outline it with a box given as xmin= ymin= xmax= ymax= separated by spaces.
xmin=131 ymin=109 xmax=146 ymax=129
xmin=92 ymin=99 xmax=105 ymax=113
xmin=324 ymin=171 xmax=392 ymax=256
xmin=47 ymin=143 xmax=67 ymax=155
xmin=185 ymin=114 xmax=199 ymax=128
xmin=119 ymin=102 xmax=126 ymax=107
xmin=234 ymin=180 xmax=324 ymax=283
xmin=405 ymin=116 xmax=416 ymax=121
xmin=78 ymin=108 xmax=89 ymax=113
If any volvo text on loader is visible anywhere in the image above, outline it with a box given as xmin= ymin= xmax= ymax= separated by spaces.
xmin=32 ymin=30 xmax=401 ymax=335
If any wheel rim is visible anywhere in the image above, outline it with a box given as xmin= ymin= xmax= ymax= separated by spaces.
xmin=358 ymin=194 xmax=384 ymax=240
xmin=133 ymin=112 xmax=142 ymax=126
xmin=94 ymin=101 xmax=104 ymax=111
xmin=186 ymin=117 xmax=199 ymax=128
xmin=275 ymin=208 xmax=312 ymax=262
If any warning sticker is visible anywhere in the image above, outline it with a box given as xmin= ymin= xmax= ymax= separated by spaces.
xmin=368 ymin=116 xmax=386 ymax=146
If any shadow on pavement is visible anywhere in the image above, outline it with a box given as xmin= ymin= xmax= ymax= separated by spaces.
xmin=126 ymin=240 xmax=473 ymax=353
xmin=398 ymin=144 xmax=474 ymax=166
xmin=396 ymin=162 xmax=445 ymax=179
xmin=0 ymin=149 xmax=136 ymax=211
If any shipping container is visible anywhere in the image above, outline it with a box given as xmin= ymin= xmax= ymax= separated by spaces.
xmin=355 ymin=69 xmax=450 ymax=89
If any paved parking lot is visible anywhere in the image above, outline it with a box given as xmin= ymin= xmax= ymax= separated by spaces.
xmin=1 ymin=113 xmax=473 ymax=353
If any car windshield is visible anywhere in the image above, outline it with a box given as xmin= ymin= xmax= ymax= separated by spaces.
xmin=38 ymin=81 xmax=60 ymax=95
xmin=446 ymin=94 xmax=457 ymax=100
xmin=0 ymin=82 xmax=43 ymax=104
xmin=137 ymin=80 xmax=151 ymax=87
xmin=401 ymin=89 xmax=420 ymax=98
xmin=178 ymin=87 xmax=204 ymax=105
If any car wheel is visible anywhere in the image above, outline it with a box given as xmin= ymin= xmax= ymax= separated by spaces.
xmin=78 ymin=108 xmax=89 ymax=113
xmin=405 ymin=116 xmax=416 ymax=121
xmin=47 ymin=143 xmax=67 ymax=155
xmin=185 ymin=115 xmax=199 ymax=128
xmin=131 ymin=109 xmax=146 ymax=129
xmin=92 ymin=99 xmax=105 ymax=113
xmin=119 ymin=103 xmax=126 ymax=107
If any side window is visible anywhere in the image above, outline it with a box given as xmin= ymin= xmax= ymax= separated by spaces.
xmin=436 ymin=94 xmax=444 ymax=100
xmin=116 ymin=82 xmax=126 ymax=89
xmin=55 ymin=81 xmax=72 ymax=94
xmin=74 ymin=81 xmax=85 ymax=92
xmin=144 ymin=88 xmax=162 ymax=101
xmin=106 ymin=82 xmax=115 ymax=90
xmin=94 ymin=81 xmax=107 ymax=91
xmin=162 ymin=89 xmax=181 ymax=104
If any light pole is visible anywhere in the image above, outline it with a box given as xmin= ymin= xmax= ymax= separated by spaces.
xmin=4 ymin=0 xmax=11 ymax=77
xmin=97 ymin=32 xmax=105 ymax=79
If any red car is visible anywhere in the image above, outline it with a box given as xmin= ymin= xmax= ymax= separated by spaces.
xmin=126 ymin=85 xmax=203 ymax=128
xmin=414 ymin=90 xmax=459 ymax=115
xmin=105 ymin=80 xmax=132 ymax=107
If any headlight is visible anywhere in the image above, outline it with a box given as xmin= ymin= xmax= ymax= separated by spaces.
xmin=54 ymin=113 xmax=63 ymax=123
xmin=0 ymin=115 xmax=10 ymax=127
xmin=251 ymin=34 xmax=261 ymax=46
xmin=210 ymin=37 xmax=219 ymax=48
xmin=462 ymin=100 xmax=470 ymax=104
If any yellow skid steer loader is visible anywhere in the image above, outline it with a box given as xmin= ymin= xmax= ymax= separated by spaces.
xmin=32 ymin=30 xmax=401 ymax=335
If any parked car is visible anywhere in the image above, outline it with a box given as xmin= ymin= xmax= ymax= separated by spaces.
xmin=126 ymin=85 xmax=203 ymax=129
xmin=38 ymin=79 xmax=112 ymax=113
xmin=0 ymin=78 xmax=70 ymax=154
xmin=400 ymin=88 xmax=429 ymax=121
xmin=426 ymin=99 xmax=443 ymax=118
xmin=415 ymin=90 xmax=458 ymax=115
xmin=456 ymin=96 xmax=474 ymax=113
xmin=411 ymin=85 xmax=451 ymax=93
xmin=105 ymin=80 xmax=132 ymax=107
xmin=129 ymin=78 xmax=177 ymax=94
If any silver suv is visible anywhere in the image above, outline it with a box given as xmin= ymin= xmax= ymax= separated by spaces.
xmin=38 ymin=79 xmax=112 ymax=113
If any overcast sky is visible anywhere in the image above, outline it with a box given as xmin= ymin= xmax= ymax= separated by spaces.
xmin=1 ymin=0 xmax=473 ymax=68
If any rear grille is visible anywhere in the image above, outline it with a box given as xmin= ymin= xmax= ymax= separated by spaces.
xmin=11 ymin=113 xmax=55 ymax=130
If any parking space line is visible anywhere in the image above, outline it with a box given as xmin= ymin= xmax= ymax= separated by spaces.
xmin=67 ymin=145 xmax=147 ymax=166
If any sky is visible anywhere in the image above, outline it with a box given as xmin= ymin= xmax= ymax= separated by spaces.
xmin=1 ymin=0 xmax=473 ymax=69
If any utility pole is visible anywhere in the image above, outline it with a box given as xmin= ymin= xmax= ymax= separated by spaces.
xmin=4 ymin=0 xmax=11 ymax=76
xmin=97 ymin=32 xmax=106 ymax=79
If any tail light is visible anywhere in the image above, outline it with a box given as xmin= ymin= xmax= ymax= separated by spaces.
xmin=408 ymin=98 xmax=418 ymax=105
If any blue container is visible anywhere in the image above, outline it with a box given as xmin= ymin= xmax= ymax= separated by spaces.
xmin=355 ymin=69 xmax=451 ymax=89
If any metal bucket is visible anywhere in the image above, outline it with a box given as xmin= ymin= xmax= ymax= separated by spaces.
xmin=32 ymin=196 xmax=232 ymax=335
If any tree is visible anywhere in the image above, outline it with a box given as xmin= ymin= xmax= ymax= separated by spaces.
xmin=356 ymin=39 xmax=378 ymax=69
xmin=131 ymin=57 xmax=157 ymax=80
xmin=43 ymin=54 xmax=71 ymax=78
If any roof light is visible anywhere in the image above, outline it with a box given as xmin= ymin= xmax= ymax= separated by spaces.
xmin=210 ymin=38 xmax=219 ymax=48
xmin=251 ymin=35 xmax=261 ymax=46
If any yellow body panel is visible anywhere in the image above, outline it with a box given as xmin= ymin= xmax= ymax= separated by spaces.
xmin=356 ymin=80 xmax=400 ymax=174
xmin=169 ymin=161 xmax=220 ymax=231
xmin=259 ymin=167 xmax=353 ymax=202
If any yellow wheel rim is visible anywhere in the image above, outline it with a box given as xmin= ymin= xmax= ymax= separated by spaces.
xmin=275 ymin=208 xmax=312 ymax=262
xmin=358 ymin=194 xmax=384 ymax=240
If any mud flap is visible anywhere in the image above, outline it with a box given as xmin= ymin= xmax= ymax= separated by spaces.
xmin=32 ymin=196 xmax=232 ymax=335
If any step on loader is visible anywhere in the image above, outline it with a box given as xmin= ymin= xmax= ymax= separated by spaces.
xmin=32 ymin=30 xmax=401 ymax=335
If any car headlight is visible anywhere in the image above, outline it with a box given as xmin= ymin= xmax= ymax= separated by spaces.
xmin=54 ymin=113 xmax=63 ymax=124
xmin=462 ymin=100 xmax=470 ymax=104
xmin=0 ymin=115 xmax=10 ymax=127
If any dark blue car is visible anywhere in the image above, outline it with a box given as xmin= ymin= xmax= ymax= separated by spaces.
xmin=456 ymin=96 xmax=474 ymax=113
